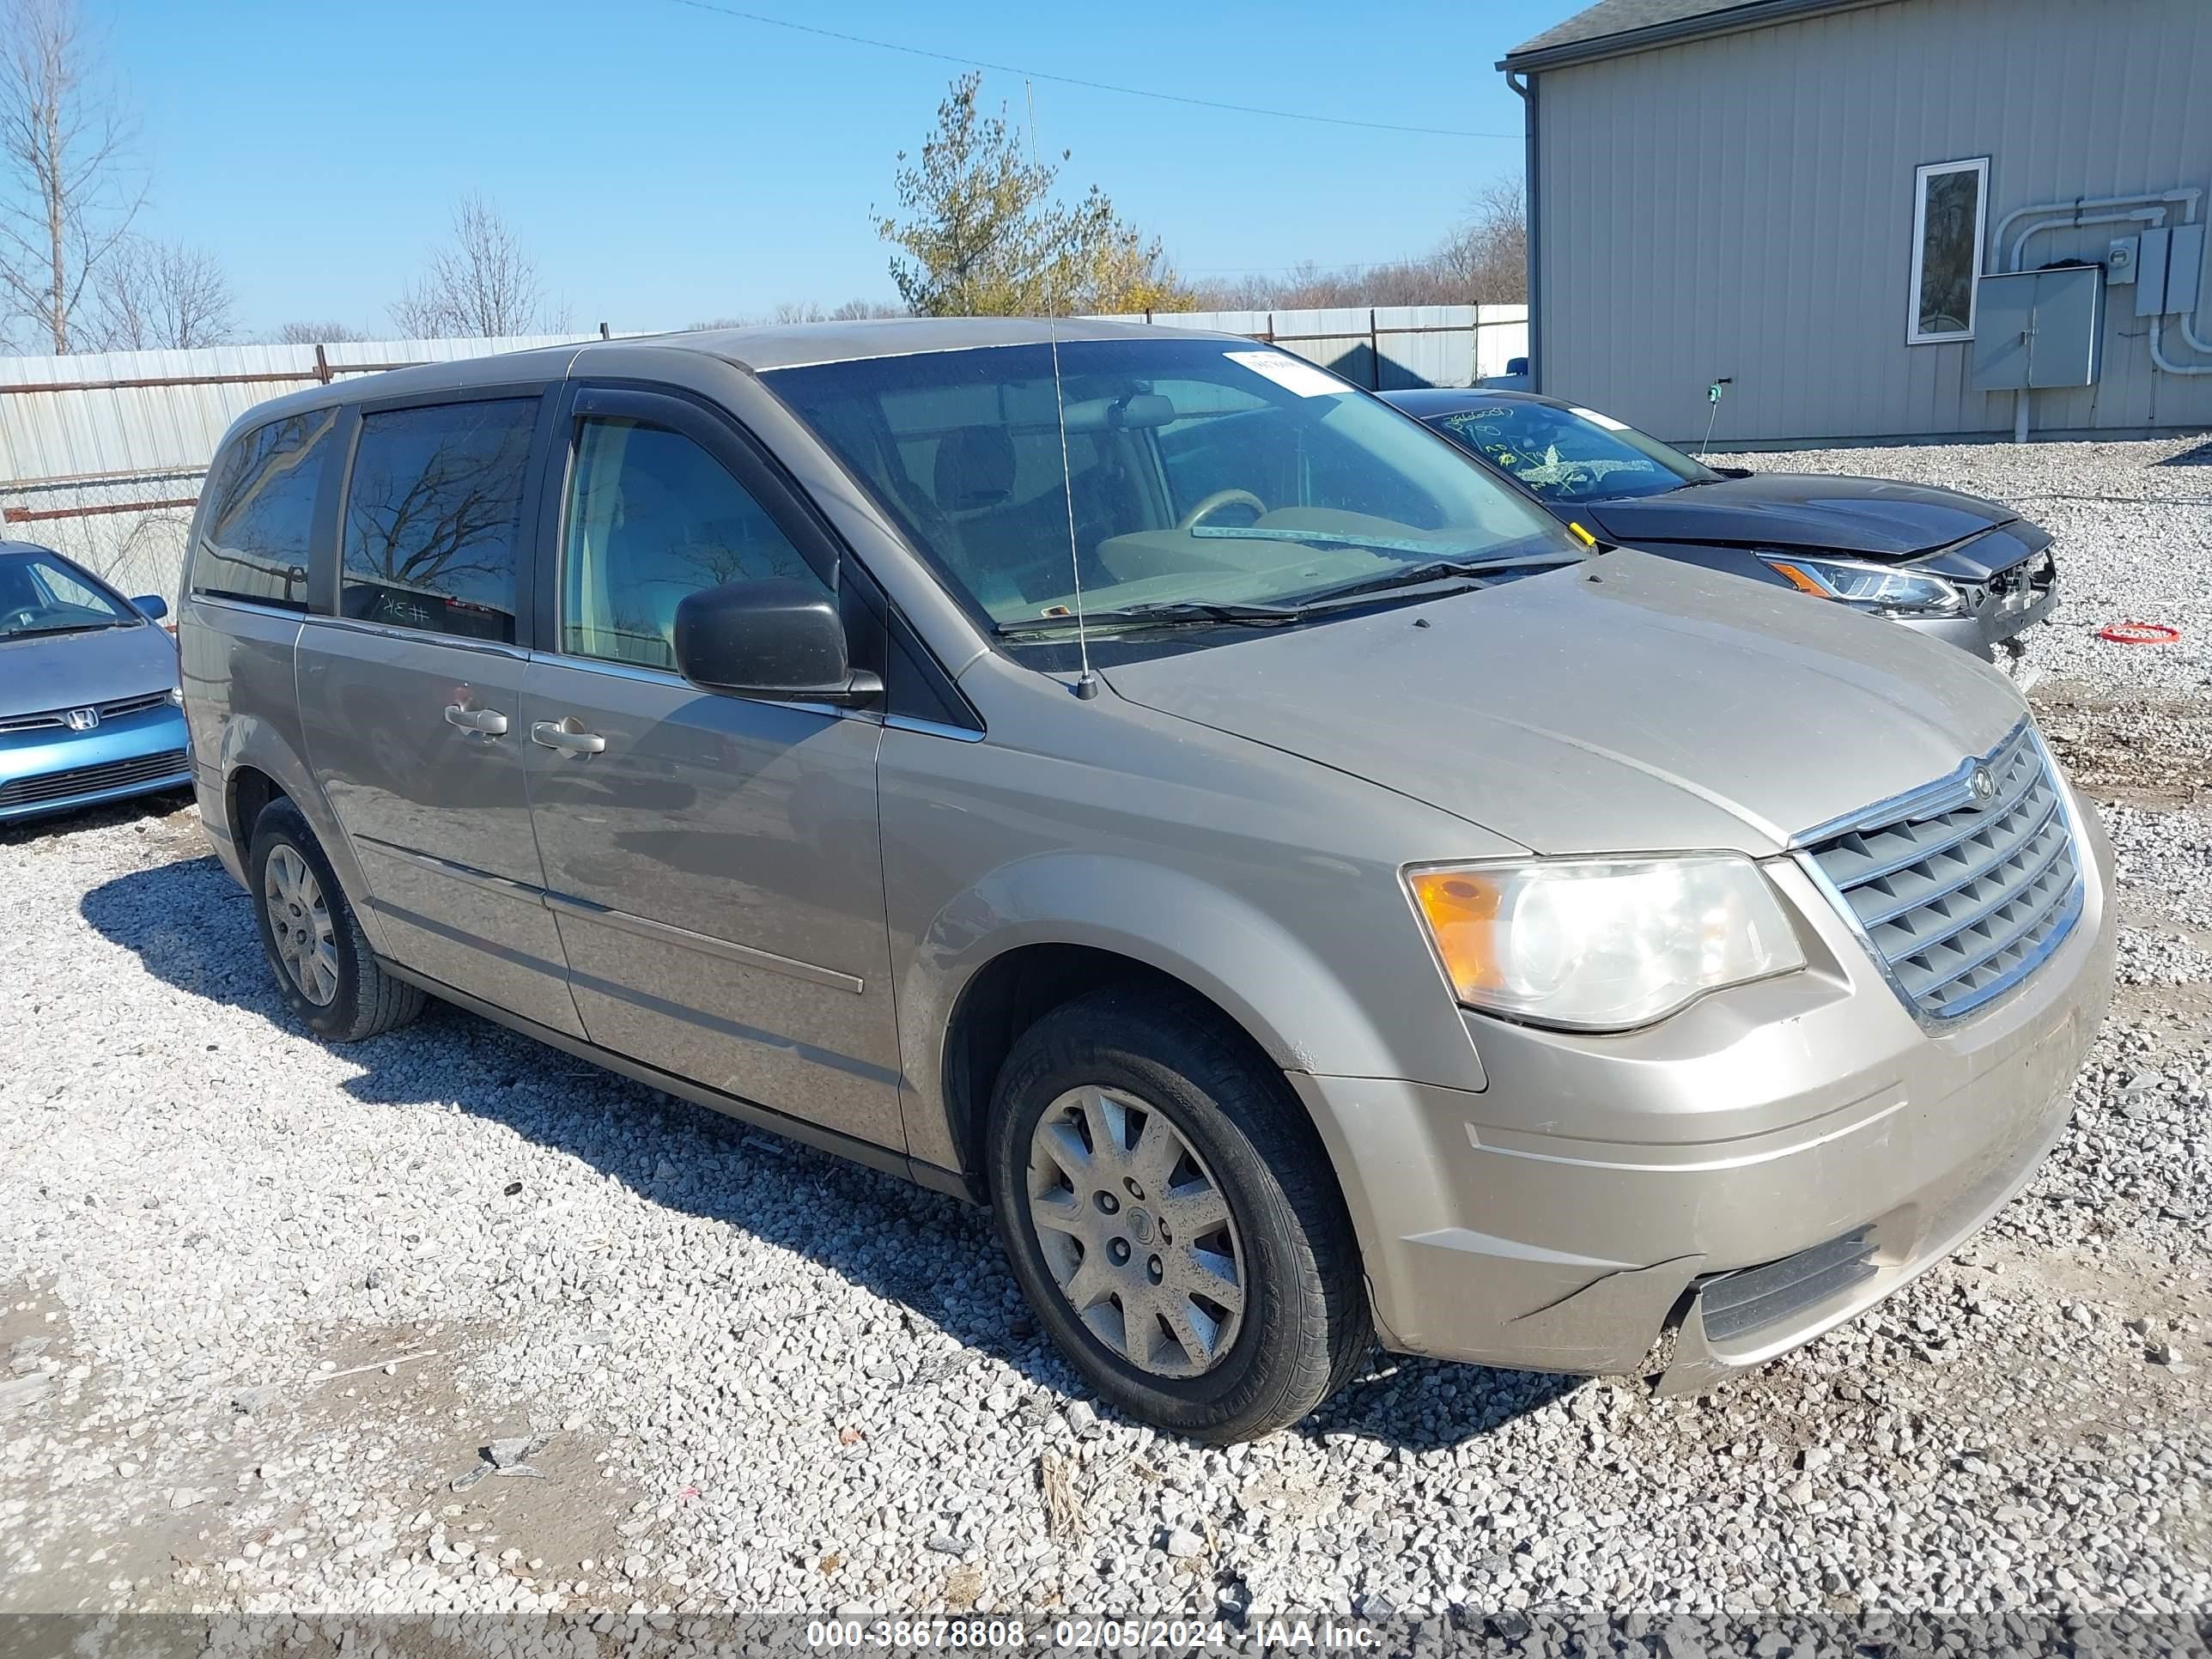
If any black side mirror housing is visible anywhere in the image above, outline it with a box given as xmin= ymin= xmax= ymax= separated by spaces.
xmin=672 ymin=578 xmax=881 ymax=708
xmin=131 ymin=593 xmax=168 ymax=621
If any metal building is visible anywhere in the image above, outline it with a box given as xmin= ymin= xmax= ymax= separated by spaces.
xmin=1502 ymin=0 xmax=2212 ymax=445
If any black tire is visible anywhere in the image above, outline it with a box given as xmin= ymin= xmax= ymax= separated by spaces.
xmin=246 ymin=798 xmax=422 ymax=1042
xmin=987 ymin=985 xmax=1370 ymax=1443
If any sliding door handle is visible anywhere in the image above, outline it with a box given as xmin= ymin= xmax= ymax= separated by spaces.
xmin=531 ymin=719 xmax=607 ymax=755
xmin=443 ymin=704 xmax=508 ymax=736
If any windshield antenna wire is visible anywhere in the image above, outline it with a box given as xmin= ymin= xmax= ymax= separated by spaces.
xmin=1026 ymin=79 xmax=1099 ymax=701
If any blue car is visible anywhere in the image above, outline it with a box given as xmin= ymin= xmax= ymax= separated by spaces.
xmin=0 ymin=541 xmax=191 ymax=824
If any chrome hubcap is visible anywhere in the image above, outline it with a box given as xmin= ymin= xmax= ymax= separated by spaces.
xmin=1026 ymin=1085 xmax=1244 ymax=1378
xmin=264 ymin=845 xmax=338 ymax=1006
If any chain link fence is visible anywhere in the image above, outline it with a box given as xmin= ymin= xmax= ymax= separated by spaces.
xmin=0 ymin=466 xmax=205 ymax=599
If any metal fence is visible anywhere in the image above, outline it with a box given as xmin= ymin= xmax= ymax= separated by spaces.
xmin=0 ymin=466 xmax=209 ymax=599
xmin=1095 ymin=303 xmax=1529 ymax=390
xmin=0 ymin=331 xmax=620 ymax=603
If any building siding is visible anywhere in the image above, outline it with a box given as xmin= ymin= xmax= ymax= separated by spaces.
xmin=1531 ymin=0 xmax=2212 ymax=443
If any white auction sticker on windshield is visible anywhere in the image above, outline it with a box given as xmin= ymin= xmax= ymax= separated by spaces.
xmin=1226 ymin=349 xmax=1349 ymax=398
xmin=1570 ymin=404 xmax=1631 ymax=430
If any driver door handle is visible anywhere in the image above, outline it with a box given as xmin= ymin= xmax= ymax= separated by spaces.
xmin=531 ymin=719 xmax=607 ymax=755
xmin=443 ymin=704 xmax=508 ymax=736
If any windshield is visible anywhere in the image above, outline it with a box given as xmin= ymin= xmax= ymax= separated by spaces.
xmin=1423 ymin=400 xmax=1718 ymax=503
xmin=0 ymin=548 xmax=131 ymax=638
xmin=763 ymin=339 xmax=1574 ymax=638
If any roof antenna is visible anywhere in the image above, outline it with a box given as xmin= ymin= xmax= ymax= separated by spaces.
xmin=1026 ymin=79 xmax=1099 ymax=701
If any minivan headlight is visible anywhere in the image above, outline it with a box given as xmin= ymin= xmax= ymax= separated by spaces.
xmin=1759 ymin=552 xmax=1964 ymax=616
xmin=1406 ymin=856 xmax=1805 ymax=1030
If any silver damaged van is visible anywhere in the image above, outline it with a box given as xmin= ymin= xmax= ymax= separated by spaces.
xmin=179 ymin=320 xmax=2116 ymax=1442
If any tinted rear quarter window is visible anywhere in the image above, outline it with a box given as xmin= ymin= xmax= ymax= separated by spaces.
xmin=341 ymin=399 xmax=538 ymax=642
xmin=192 ymin=409 xmax=339 ymax=610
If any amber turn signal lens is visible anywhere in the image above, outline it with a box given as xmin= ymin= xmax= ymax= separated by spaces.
xmin=1407 ymin=868 xmax=1507 ymax=1002
xmin=1765 ymin=561 xmax=1829 ymax=596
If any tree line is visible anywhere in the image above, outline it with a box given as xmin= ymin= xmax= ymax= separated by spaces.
xmin=0 ymin=3 xmax=1525 ymax=356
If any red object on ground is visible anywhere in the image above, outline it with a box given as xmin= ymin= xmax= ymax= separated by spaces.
xmin=2097 ymin=622 xmax=2182 ymax=644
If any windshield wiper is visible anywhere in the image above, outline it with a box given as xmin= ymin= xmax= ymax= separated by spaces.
xmin=0 ymin=621 xmax=121 ymax=640
xmin=995 ymin=599 xmax=1304 ymax=637
xmin=1289 ymin=551 xmax=1583 ymax=609
xmin=1189 ymin=526 xmax=1478 ymax=556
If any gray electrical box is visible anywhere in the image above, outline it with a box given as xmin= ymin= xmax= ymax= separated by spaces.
xmin=2136 ymin=224 xmax=2206 ymax=318
xmin=1972 ymin=266 xmax=2103 ymax=392
xmin=2108 ymin=234 xmax=2140 ymax=284
xmin=2166 ymin=222 xmax=2203 ymax=316
xmin=2139 ymin=228 xmax=2172 ymax=315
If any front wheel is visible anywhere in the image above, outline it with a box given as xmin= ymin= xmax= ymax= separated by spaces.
xmin=247 ymin=798 xmax=422 ymax=1042
xmin=987 ymin=987 xmax=1370 ymax=1443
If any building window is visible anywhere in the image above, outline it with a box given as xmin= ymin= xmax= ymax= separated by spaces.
xmin=1908 ymin=157 xmax=1989 ymax=344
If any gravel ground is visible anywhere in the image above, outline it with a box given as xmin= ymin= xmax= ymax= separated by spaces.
xmin=2 ymin=441 xmax=2208 ymax=1638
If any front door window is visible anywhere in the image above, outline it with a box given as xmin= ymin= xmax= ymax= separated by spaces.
xmin=561 ymin=417 xmax=828 ymax=671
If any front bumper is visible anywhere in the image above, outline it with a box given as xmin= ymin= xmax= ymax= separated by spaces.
xmin=1895 ymin=555 xmax=2061 ymax=659
xmin=0 ymin=706 xmax=191 ymax=824
xmin=1291 ymin=782 xmax=2116 ymax=1383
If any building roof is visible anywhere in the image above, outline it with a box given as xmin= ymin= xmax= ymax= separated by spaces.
xmin=1501 ymin=0 xmax=1877 ymax=70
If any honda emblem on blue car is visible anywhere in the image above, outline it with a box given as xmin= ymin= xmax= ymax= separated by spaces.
xmin=65 ymin=707 xmax=100 ymax=732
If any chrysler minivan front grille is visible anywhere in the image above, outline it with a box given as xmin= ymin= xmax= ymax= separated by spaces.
xmin=1802 ymin=719 xmax=2081 ymax=1021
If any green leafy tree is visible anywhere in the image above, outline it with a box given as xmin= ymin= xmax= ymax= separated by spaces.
xmin=876 ymin=74 xmax=1186 ymax=317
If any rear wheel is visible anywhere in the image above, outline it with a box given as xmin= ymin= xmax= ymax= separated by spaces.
xmin=987 ymin=986 xmax=1370 ymax=1443
xmin=247 ymin=799 xmax=422 ymax=1042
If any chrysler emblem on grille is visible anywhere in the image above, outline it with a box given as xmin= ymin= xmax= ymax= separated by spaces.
xmin=64 ymin=707 xmax=99 ymax=732
xmin=1969 ymin=765 xmax=1996 ymax=805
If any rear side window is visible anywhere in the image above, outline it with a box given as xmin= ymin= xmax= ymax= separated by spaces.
xmin=341 ymin=398 xmax=537 ymax=642
xmin=192 ymin=409 xmax=338 ymax=610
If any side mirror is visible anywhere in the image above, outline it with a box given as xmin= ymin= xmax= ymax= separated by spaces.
xmin=673 ymin=577 xmax=881 ymax=708
xmin=131 ymin=593 xmax=169 ymax=621
xmin=1505 ymin=356 xmax=1529 ymax=377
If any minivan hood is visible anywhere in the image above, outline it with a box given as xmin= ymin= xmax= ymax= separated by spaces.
xmin=1102 ymin=554 xmax=2024 ymax=857
xmin=1587 ymin=472 xmax=2020 ymax=558
xmin=0 ymin=622 xmax=177 ymax=720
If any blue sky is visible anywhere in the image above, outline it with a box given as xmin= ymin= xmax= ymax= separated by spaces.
xmin=110 ymin=0 xmax=1583 ymax=337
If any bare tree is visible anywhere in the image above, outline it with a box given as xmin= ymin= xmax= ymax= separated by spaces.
xmin=1434 ymin=178 xmax=1527 ymax=303
xmin=1188 ymin=255 xmax=1467 ymax=311
xmin=688 ymin=298 xmax=904 ymax=331
xmin=1186 ymin=177 xmax=1528 ymax=312
xmin=270 ymin=319 xmax=369 ymax=345
xmin=87 ymin=235 xmax=236 ymax=350
xmin=0 ymin=0 xmax=143 ymax=353
xmin=389 ymin=193 xmax=567 ymax=339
